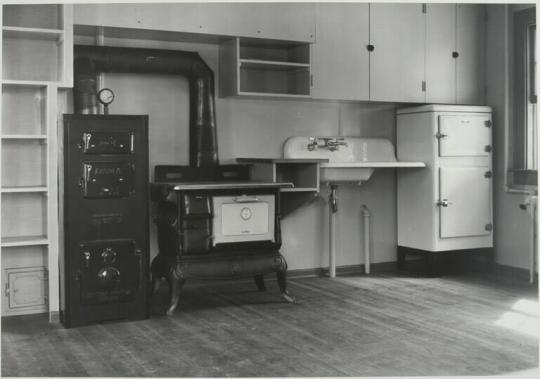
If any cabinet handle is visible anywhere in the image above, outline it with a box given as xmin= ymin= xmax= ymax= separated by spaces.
xmin=485 ymin=120 xmax=492 ymax=128
xmin=437 ymin=199 xmax=452 ymax=207
xmin=484 ymin=145 xmax=492 ymax=153
xmin=435 ymin=132 xmax=448 ymax=139
xmin=452 ymin=51 xmax=459 ymax=58
xmin=484 ymin=171 xmax=493 ymax=178
xmin=367 ymin=44 xmax=375 ymax=52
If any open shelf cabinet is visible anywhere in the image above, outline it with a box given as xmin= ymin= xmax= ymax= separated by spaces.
xmin=0 ymin=2 xmax=71 ymax=318
xmin=2 ymin=4 xmax=72 ymax=87
xmin=220 ymin=37 xmax=311 ymax=98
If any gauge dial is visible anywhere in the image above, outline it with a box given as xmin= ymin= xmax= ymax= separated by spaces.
xmin=97 ymin=88 xmax=115 ymax=105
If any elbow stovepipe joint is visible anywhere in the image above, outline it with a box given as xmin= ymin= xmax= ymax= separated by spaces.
xmin=73 ymin=44 xmax=219 ymax=167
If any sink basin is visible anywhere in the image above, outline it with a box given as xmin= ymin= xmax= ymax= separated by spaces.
xmin=283 ymin=136 xmax=425 ymax=184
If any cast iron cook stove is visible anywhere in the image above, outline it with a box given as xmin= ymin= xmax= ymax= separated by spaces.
xmin=69 ymin=44 xmax=295 ymax=317
xmin=151 ymin=165 xmax=295 ymax=315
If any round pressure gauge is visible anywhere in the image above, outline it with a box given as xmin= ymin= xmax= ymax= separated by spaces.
xmin=240 ymin=207 xmax=252 ymax=221
xmin=97 ymin=88 xmax=115 ymax=105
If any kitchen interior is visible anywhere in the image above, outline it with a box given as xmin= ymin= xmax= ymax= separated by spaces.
xmin=0 ymin=1 xmax=538 ymax=377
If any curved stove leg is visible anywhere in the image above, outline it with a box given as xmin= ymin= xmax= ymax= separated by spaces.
xmin=166 ymin=277 xmax=186 ymax=316
xmin=276 ymin=270 xmax=296 ymax=304
xmin=254 ymin=274 xmax=266 ymax=291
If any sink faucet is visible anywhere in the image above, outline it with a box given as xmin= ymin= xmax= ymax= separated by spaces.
xmin=326 ymin=138 xmax=348 ymax=151
xmin=307 ymin=137 xmax=348 ymax=152
xmin=307 ymin=137 xmax=318 ymax=151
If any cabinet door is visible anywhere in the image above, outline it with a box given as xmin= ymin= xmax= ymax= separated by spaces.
xmin=6 ymin=267 xmax=48 ymax=311
xmin=369 ymin=3 xmax=425 ymax=102
xmin=438 ymin=115 xmax=491 ymax=156
xmin=457 ymin=4 xmax=485 ymax=104
xmin=439 ymin=167 xmax=491 ymax=238
xmin=225 ymin=3 xmax=315 ymax=42
xmin=311 ymin=3 xmax=369 ymax=100
xmin=426 ymin=4 xmax=456 ymax=103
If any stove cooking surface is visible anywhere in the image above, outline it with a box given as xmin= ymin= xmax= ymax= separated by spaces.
xmin=168 ymin=181 xmax=293 ymax=191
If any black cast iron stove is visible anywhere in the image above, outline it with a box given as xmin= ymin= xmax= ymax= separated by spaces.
xmin=151 ymin=166 xmax=295 ymax=315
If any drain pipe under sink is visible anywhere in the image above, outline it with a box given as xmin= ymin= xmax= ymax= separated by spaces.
xmin=361 ymin=204 xmax=372 ymax=274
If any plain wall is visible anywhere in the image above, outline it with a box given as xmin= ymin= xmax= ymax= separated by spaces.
xmin=485 ymin=5 xmax=535 ymax=270
xmin=73 ymin=34 xmax=399 ymax=271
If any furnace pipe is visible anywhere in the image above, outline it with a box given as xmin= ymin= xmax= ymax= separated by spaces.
xmin=73 ymin=45 xmax=219 ymax=167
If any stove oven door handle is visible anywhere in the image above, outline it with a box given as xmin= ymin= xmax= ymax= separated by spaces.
xmin=233 ymin=195 xmax=261 ymax=203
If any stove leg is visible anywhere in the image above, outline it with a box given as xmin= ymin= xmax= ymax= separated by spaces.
xmin=254 ymin=274 xmax=266 ymax=291
xmin=166 ymin=277 xmax=186 ymax=316
xmin=151 ymin=277 xmax=161 ymax=295
xmin=276 ymin=271 xmax=296 ymax=303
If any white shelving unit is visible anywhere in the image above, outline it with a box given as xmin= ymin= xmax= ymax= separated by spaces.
xmin=1 ymin=4 xmax=72 ymax=320
xmin=220 ymin=37 xmax=311 ymax=98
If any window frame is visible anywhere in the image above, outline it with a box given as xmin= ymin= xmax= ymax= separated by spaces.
xmin=507 ymin=6 xmax=537 ymax=192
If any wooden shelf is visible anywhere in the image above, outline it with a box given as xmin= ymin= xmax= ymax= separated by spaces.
xmin=2 ymin=134 xmax=47 ymax=140
xmin=2 ymin=26 xmax=63 ymax=41
xmin=240 ymin=59 xmax=310 ymax=71
xmin=1 ymin=235 xmax=48 ymax=248
xmin=281 ymin=187 xmax=319 ymax=192
xmin=1 ymin=186 xmax=48 ymax=193
xmin=2 ymin=80 xmax=51 ymax=87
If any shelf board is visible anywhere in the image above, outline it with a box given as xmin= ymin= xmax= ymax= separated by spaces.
xmin=1 ymin=235 xmax=48 ymax=247
xmin=240 ymin=59 xmax=310 ymax=71
xmin=2 ymin=26 xmax=63 ymax=41
xmin=1 ymin=79 xmax=51 ymax=87
xmin=1 ymin=186 xmax=48 ymax=193
xmin=1 ymin=134 xmax=47 ymax=140
xmin=281 ymin=187 xmax=318 ymax=193
xmin=237 ymin=91 xmax=311 ymax=98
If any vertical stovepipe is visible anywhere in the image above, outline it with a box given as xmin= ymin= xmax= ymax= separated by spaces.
xmin=73 ymin=45 xmax=219 ymax=167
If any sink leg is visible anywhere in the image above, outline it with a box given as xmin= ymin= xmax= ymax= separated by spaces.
xmin=329 ymin=185 xmax=338 ymax=278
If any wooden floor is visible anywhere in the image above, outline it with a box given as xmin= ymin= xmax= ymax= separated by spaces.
xmin=2 ymin=271 xmax=538 ymax=377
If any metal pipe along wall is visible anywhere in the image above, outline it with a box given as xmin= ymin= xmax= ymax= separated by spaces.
xmin=73 ymin=45 xmax=219 ymax=167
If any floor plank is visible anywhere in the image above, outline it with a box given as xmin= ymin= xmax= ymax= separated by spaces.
xmin=2 ymin=272 xmax=538 ymax=377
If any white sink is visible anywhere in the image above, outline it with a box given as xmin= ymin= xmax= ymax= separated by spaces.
xmin=283 ymin=136 xmax=425 ymax=184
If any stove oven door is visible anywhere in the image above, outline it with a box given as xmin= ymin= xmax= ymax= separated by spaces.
xmin=212 ymin=194 xmax=275 ymax=245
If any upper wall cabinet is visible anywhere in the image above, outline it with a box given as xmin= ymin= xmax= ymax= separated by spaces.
xmin=425 ymin=3 xmax=456 ymax=104
xmin=310 ymin=3 xmax=369 ymax=101
xmin=369 ymin=3 xmax=425 ymax=103
xmin=73 ymin=3 xmax=315 ymax=42
xmin=425 ymin=4 xmax=485 ymax=105
xmin=456 ymin=4 xmax=485 ymax=105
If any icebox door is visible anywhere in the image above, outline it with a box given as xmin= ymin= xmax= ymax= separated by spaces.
xmin=439 ymin=167 xmax=492 ymax=238
xmin=438 ymin=115 xmax=491 ymax=156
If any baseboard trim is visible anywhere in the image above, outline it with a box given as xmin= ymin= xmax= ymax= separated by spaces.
xmin=492 ymin=263 xmax=538 ymax=283
xmin=49 ymin=311 xmax=61 ymax=323
xmin=288 ymin=262 xmax=397 ymax=279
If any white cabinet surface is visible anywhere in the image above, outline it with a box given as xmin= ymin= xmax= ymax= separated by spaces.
xmin=456 ymin=4 xmax=485 ymax=104
xmin=439 ymin=167 xmax=491 ymax=238
xmin=310 ymin=3 xmax=369 ymax=101
xmin=425 ymin=3 xmax=456 ymax=104
xmin=74 ymin=3 xmax=316 ymax=42
xmin=397 ymin=104 xmax=493 ymax=252
xmin=369 ymin=3 xmax=425 ymax=103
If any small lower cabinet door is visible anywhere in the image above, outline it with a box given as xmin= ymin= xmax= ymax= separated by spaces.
xmin=439 ymin=167 xmax=491 ymax=238
xmin=4 ymin=267 xmax=48 ymax=314
xmin=438 ymin=115 xmax=492 ymax=157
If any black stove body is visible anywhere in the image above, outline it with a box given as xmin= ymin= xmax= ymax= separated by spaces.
xmin=62 ymin=115 xmax=149 ymax=327
xmin=151 ymin=166 xmax=294 ymax=315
